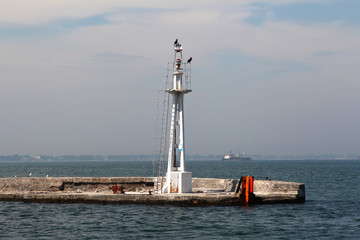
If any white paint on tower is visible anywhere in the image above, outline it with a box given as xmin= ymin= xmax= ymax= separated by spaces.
xmin=163 ymin=40 xmax=192 ymax=194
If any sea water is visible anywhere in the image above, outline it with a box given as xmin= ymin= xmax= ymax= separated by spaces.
xmin=0 ymin=160 xmax=359 ymax=239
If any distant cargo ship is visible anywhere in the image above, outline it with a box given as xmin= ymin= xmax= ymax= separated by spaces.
xmin=222 ymin=152 xmax=252 ymax=161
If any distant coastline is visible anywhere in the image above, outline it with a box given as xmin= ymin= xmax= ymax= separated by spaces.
xmin=0 ymin=154 xmax=359 ymax=162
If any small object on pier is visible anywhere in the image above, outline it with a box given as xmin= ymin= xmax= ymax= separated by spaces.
xmin=112 ymin=185 xmax=118 ymax=194
xmin=29 ymin=173 xmax=32 ymax=177
xmin=112 ymin=185 xmax=124 ymax=194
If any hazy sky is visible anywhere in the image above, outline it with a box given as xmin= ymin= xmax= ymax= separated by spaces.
xmin=0 ymin=0 xmax=359 ymax=155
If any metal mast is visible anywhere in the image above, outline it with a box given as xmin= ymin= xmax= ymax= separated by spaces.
xmin=163 ymin=40 xmax=192 ymax=193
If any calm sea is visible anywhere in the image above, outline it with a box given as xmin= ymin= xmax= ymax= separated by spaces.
xmin=1 ymin=160 xmax=359 ymax=239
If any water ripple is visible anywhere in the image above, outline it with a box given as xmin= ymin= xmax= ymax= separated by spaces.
xmin=1 ymin=160 xmax=360 ymax=239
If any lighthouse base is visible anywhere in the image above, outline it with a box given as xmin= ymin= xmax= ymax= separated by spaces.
xmin=166 ymin=171 xmax=192 ymax=193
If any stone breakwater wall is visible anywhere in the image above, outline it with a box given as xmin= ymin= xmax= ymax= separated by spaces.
xmin=253 ymin=180 xmax=306 ymax=204
xmin=0 ymin=177 xmax=155 ymax=193
xmin=0 ymin=177 xmax=305 ymax=205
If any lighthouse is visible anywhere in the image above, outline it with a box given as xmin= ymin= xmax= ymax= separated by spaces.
xmin=163 ymin=40 xmax=192 ymax=193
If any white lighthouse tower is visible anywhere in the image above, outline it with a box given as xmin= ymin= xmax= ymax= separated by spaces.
xmin=163 ymin=40 xmax=192 ymax=193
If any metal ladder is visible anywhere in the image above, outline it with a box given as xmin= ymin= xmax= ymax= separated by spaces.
xmin=153 ymin=64 xmax=172 ymax=193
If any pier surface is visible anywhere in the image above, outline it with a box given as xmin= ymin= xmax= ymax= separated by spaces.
xmin=0 ymin=177 xmax=305 ymax=206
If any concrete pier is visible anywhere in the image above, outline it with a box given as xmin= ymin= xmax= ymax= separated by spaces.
xmin=0 ymin=177 xmax=305 ymax=206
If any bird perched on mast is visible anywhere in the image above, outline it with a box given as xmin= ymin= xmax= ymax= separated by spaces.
xmin=187 ymin=57 xmax=192 ymax=64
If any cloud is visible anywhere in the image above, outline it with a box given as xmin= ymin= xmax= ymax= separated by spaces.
xmin=312 ymin=50 xmax=344 ymax=57
xmin=0 ymin=0 xmax=343 ymax=27
xmin=0 ymin=0 xmax=359 ymax=155
xmin=0 ymin=1 xmax=243 ymax=25
xmin=94 ymin=52 xmax=147 ymax=63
